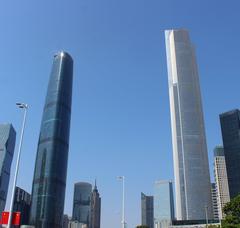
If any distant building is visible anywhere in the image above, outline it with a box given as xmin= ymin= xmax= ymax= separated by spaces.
xmin=165 ymin=29 xmax=213 ymax=220
xmin=154 ymin=180 xmax=174 ymax=228
xmin=68 ymin=220 xmax=87 ymax=228
xmin=13 ymin=186 xmax=31 ymax=225
xmin=211 ymin=183 xmax=219 ymax=220
xmin=220 ymin=109 xmax=240 ymax=199
xmin=90 ymin=181 xmax=101 ymax=228
xmin=213 ymin=146 xmax=230 ymax=219
xmin=72 ymin=182 xmax=92 ymax=226
xmin=141 ymin=193 xmax=154 ymax=228
xmin=0 ymin=124 xmax=16 ymax=213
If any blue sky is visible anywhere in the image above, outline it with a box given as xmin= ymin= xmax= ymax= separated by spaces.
xmin=0 ymin=0 xmax=239 ymax=227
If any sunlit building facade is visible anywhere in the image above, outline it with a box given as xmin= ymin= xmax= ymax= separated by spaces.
xmin=165 ymin=29 xmax=213 ymax=220
xmin=213 ymin=146 xmax=230 ymax=219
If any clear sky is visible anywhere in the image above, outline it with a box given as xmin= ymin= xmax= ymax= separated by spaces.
xmin=0 ymin=0 xmax=239 ymax=227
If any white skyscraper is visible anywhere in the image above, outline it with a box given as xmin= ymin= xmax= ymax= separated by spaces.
xmin=214 ymin=146 xmax=230 ymax=219
xmin=165 ymin=29 xmax=213 ymax=220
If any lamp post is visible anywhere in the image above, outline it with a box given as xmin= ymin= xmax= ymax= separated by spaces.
xmin=7 ymin=103 xmax=28 ymax=228
xmin=205 ymin=205 xmax=209 ymax=228
xmin=117 ymin=176 xmax=126 ymax=228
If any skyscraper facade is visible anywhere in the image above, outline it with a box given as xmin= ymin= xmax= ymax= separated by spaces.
xmin=165 ymin=29 xmax=213 ymax=220
xmin=29 ymin=52 xmax=74 ymax=228
xmin=141 ymin=193 xmax=154 ymax=228
xmin=13 ymin=186 xmax=31 ymax=225
xmin=211 ymin=183 xmax=219 ymax=220
xmin=0 ymin=124 xmax=16 ymax=213
xmin=90 ymin=182 xmax=101 ymax=228
xmin=213 ymin=146 xmax=230 ymax=219
xmin=72 ymin=182 xmax=92 ymax=226
xmin=220 ymin=109 xmax=240 ymax=199
xmin=154 ymin=180 xmax=174 ymax=228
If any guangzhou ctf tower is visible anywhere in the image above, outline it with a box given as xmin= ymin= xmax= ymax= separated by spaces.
xmin=29 ymin=52 xmax=73 ymax=228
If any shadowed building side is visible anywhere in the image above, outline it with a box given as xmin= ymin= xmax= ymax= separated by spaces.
xmin=29 ymin=52 xmax=73 ymax=228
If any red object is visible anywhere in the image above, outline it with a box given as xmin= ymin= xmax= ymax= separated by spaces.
xmin=0 ymin=211 xmax=21 ymax=225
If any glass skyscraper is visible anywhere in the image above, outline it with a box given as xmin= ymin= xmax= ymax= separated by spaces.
xmin=165 ymin=29 xmax=213 ymax=220
xmin=141 ymin=193 xmax=154 ymax=228
xmin=29 ymin=52 xmax=73 ymax=228
xmin=0 ymin=124 xmax=16 ymax=213
xmin=220 ymin=109 xmax=240 ymax=199
xmin=154 ymin=180 xmax=174 ymax=226
xmin=72 ymin=182 xmax=92 ymax=226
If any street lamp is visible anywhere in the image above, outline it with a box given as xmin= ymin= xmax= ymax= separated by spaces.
xmin=205 ymin=205 xmax=209 ymax=228
xmin=117 ymin=176 xmax=126 ymax=228
xmin=7 ymin=103 xmax=28 ymax=228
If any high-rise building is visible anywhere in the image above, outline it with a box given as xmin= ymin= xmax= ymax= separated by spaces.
xmin=90 ymin=181 xmax=101 ymax=228
xmin=141 ymin=193 xmax=154 ymax=228
xmin=13 ymin=186 xmax=31 ymax=225
xmin=165 ymin=29 xmax=213 ymax=220
xmin=0 ymin=124 xmax=16 ymax=213
xmin=63 ymin=214 xmax=70 ymax=228
xmin=211 ymin=183 xmax=219 ymax=220
xmin=29 ymin=51 xmax=74 ymax=228
xmin=154 ymin=180 xmax=174 ymax=228
xmin=72 ymin=182 xmax=92 ymax=226
xmin=213 ymin=146 xmax=230 ymax=219
xmin=220 ymin=109 xmax=240 ymax=199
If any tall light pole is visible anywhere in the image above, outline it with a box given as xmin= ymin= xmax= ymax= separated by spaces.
xmin=205 ymin=205 xmax=209 ymax=228
xmin=117 ymin=176 xmax=126 ymax=228
xmin=7 ymin=103 xmax=28 ymax=228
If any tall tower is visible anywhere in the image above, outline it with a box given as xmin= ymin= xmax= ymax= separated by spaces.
xmin=213 ymin=146 xmax=230 ymax=219
xmin=141 ymin=193 xmax=154 ymax=228
xmin=90 ymin=181 xmax=101 ymax=228
xmin=72 ymin=182 xmax=92 ymax=226
xmin=29 ymin=52 xmax=73 ymax=228
xmin=0 ymin=124 xmax=16 ymax=213
xmin=220 ymin=109 xmax=240 ymax=199
xmin=165 ymin=29 xmax=213 ymax=220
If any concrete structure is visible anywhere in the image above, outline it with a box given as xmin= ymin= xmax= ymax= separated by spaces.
xmin=154 ymin=180 xmax=174 ymax=228
xmin=141 ymin=193 xmax=154 ymax=228
xmin=29 ymin=52 xmax=74 ymax=228
xmin=0 ymin=124 xmax=16 ymax=213
xmin=220 ymin=109 xmax=240 ymax=199
xmin=213 ymin=146 xmax=230 ymax=219
xmin=165 ymin=29 xmax=213 ymax=220
xmin=211 ymin=183 xmax=219 ymax=220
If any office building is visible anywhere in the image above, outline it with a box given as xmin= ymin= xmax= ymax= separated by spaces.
xmin=0 ymin=124 xmax=16 ymax=213
xmin=141 ymin=193 xmax=154 ymax=228
xmin=29 ymin=52 xmax=74 ymax=228
xmin=72 ymin=182 xmax=92 ymax=226
xmin=90 ymin=181 xmax=101 ymax=228
xmin=220 ymin=109 xmax=240 ymax=198
xmin=13 ymin=186 xmax=31 ymax=225
xmin=63 ymin=215 xmax=70 ymax=228
xmin=154 ymin=180 xmax=174 ymax=228
xmin=213 ymin=146 xmax=230 ymax=219
xmin=165 ymin=29 xmax=213 ymax=220
xmin=211 ymin=183 xmax=219 ymax=220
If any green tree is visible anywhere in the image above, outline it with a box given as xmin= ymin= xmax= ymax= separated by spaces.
xmin=222 ymin=194 xmax=240 ymax=228
xmin=136 ymin=226 xmax=149 ymax=228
